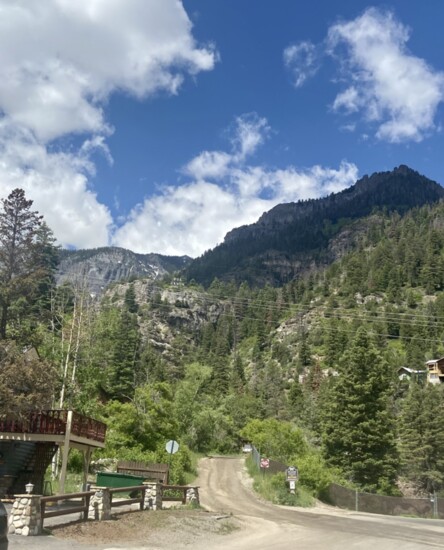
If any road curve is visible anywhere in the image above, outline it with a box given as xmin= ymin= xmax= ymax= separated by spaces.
xmin=196 ymin=456 xmax=444 ymax=550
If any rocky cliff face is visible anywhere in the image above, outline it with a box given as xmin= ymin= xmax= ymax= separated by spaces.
xmin=56 ymin=247 xmax=191 ymax=295
xmin=106 ymin=279 xmax=224 ymax=366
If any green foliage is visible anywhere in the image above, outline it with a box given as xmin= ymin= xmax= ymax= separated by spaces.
xmin=268 ymin=472 xmax=314 ymax=506
xmin=240 ymin=419 xmax=307 ymax=462
xmin=100 ymin=383 xmax=177 ymax=454
xmin=322 ymin=328 xmax=398 ymax=493
xmin=246 ymin=457 xmax=314 ymax=507
xmin=0 ymin=188 xmax=58 ymax=341
xmin=291 ymin=453 xmax=334 ymax=498
xmin=399 ymin=383 xmax=444 ymax=493
xmin=0 ymin=341 xmax=56 ymax=416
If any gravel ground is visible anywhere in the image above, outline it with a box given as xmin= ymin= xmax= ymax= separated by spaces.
xmin=8 ymin=507 xmax=240 ymax=549
xmin=49 ymin=509 xmax=239 ymax=546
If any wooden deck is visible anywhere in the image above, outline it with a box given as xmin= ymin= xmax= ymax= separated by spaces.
xmin=0 ymin=410 xmax=106 ymax=446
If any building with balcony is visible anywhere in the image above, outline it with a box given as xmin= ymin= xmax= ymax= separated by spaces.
xmin=425 ymin=358 xmax=444 ymax=385
xmin=0 ymin=410 xmax=106 ymax=497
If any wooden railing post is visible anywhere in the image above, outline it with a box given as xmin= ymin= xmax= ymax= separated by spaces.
xmin=84 ymin=494 xmax=91 ymax=521
xmin=40 ymin=500 xmax=46 ymax=533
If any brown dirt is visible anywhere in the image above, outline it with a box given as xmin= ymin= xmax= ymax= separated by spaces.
xmin=47 ymin=508 xmax=240 ymax=547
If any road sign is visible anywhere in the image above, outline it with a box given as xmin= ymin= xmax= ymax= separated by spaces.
xmin=166 ymin=440 xmax=179 ymax=455
xmin=286 ymin=466 xmax=299 ymax=481
xmin=260 ymin=458 xmax=270 ymax=469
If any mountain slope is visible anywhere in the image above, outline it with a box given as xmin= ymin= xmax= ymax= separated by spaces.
xmin=57 ymin=247 xmax=191 ymax=295
xmin=185 ymin=166 xmax=444 ymax=286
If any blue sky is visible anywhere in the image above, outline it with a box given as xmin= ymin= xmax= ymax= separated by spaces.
xmin=1 ymin=1 xmax=444 ymax=257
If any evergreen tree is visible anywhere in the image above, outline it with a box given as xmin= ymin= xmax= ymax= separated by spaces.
xmin=231 ymin=354 xmax=246 ymax=393
xmin=324 ymin=317 xmax=346 ymax=368
xmin=102 ymin=310 xmax=140 ymax=401
xmin=298 ymin=329 xmax=312 ymax=367
xmin=287 ymin=380 xmax=306 ymax=420
xmin=124 ymin=283 xmax=138 ymax=313
xmin=0 ymin=188 xmax=47 ymax=339
xmin=322 ymin=327 xmax=398 ymax=493
xmin=399 ymin=383 xmax=444 ymax=493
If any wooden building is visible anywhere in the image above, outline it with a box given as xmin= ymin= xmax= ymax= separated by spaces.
xmin=0 ymin=410 xmax=106 ymax=496
xmin=425 ymin=358 xmax=444 ymax=385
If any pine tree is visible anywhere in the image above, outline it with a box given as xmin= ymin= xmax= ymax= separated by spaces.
xmin=231 ymin=354 xmax=246 ymax=393
xmin=287 ymin=380 xmax=306 ymax=419
xmin=322 ymin=327 xmax=398 ymax=493
xmin=324 ymin=317 xmax=346 ymax=368
xmin=124 ymin=283 xmax=138 ymax=313
xmin=105 ymin=310 xmax=140 ymax=401
xmin=399 ymin=383 xmax=444 ymax=493
xmin=0 ymin=188 xmax=46 ymax=338
xmin=298 ymin=329 xmax=312 ymax=367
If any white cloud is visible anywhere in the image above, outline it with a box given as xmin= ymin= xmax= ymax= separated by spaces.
xmin=183 ymin=114 xmax=270 ymax=181
xmin=114 ymin=115 xmax=358 ymax=257
xmin=183 ymin=151 xmax=232 ymax=180
xmin=283 ymin=41 xmax=320 ymax=88
xmin=230 ymin=113 xmax=271 ymax=161
xmin=0 ymin=0 xmax=217 ymax=249
xmin=0 ymin=120 xmax=112 ymax=248
xmin=0 ymin=0 xmax=216 ymax=142
xmin=332 ymin=87 xmax=361 ymax=114
xmin=327 ymin=8 xmax=444 ymax=142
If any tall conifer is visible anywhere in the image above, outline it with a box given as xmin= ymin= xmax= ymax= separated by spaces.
xmin=322 ymin=327 xmax=398 ymax=492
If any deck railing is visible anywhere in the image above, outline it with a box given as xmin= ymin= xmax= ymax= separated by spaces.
xmin=0 ymin=410 xmax=106 ymax=443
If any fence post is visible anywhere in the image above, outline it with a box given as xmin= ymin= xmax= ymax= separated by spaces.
xmin=8 ymin=494 xmax=42 ymax=536
xmin=143 ymin=482 xmax=162 ymax=510
xmin=355 ymin=489 xmax=359 ymax=512
xmin=84 ymin=493 xmax=91 ymax=521
xmin=88 ymin=488 xmax=111 ymax=521
xmin=433 ymin=492 xmax=438 ymax=519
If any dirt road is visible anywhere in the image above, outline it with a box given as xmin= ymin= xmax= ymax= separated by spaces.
xmin=8 ymin=456 xmax=444 ymax=549
xmin=195 ymin=456 xmax=444 ymax=550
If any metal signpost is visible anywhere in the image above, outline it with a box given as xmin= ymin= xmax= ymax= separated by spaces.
xmin=260 ymin=457 xmax=270 ymax=477
xmin=286 ymin=466 xmax=299 ymax=494
xmin=166 ymin=440 xmax=179 ymax=474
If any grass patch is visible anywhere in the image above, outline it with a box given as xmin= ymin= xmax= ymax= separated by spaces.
xmin=48 ymin=472 xmax=87 ymax=495
xmin=182 ymin=451 xmax=204 ymax=485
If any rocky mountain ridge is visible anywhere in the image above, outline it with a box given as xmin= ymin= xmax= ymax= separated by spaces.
xmin=56 ymin=166 xmax=444 ymax=293
xmin=56 ymin=247 xmax=191 ymax=295
xmin=185 ymin=166 xmax=444 ymax=286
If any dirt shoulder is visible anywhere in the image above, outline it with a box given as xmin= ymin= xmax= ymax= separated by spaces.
xmin=47 ymin=508 xmax=240 ymax=547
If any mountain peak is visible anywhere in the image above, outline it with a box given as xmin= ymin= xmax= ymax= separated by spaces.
xmin=185 ymin=166 xmax=444 ymax=287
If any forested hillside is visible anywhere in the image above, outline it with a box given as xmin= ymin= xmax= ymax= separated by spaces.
xmin=2 ymin=185 xmax=444 ymax=497
xmin=185 ymin=166 xmax=444 ymax=286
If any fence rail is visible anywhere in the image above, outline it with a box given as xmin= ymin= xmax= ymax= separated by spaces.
xmin=40 ymin=490 xmax=93 ymax=530
xmin=161 ymin=484 xmax=195 ymax=504
xmin=109 ymin=485 xmax=147 ymax=509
